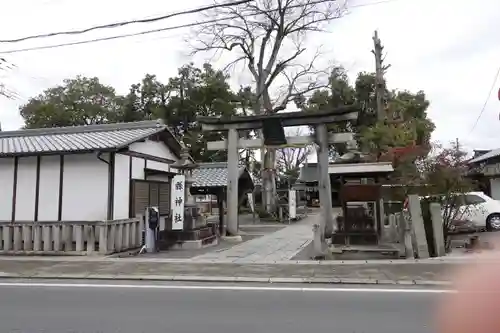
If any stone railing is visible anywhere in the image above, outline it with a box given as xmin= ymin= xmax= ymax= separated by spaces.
xmin=0 ymin=218 xmax=143 ymax=255
xmin=381 ymin=213 xmax=405 ymax=244
xmin=382 ymin=212 xmax=415 ymax=258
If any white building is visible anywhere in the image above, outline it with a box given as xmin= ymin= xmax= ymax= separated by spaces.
xmin=0 ymin=120 xmax=183 ymax=223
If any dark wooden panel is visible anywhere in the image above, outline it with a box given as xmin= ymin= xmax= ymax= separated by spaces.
xmin=133 ymin=181 xmax=149 ymax=216
xmin=149 ymin=183 xmax=159 ymax=207
xmin=159 ymin=182 xmax=171 ymax=216
xmin=340 ymin=184 xmax=381 ymax=202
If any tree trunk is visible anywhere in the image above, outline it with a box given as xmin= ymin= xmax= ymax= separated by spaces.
xmin=253 ymin=106 xmax=278 ymax=214
xmin=261 ymin=148 xmax=277 ymax=214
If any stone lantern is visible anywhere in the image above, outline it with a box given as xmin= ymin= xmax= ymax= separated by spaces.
xmin=171 ymin=142 xmax=203 ymax=230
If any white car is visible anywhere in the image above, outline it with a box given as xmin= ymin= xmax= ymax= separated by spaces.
xmin=444 ymin=192 xmax=500 ymax=232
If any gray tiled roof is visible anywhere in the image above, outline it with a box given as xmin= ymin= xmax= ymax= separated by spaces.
xmin=297 ymin=161 xmax=393 ymax=182
xmin=469 ymin=148 xmax=499 ymax=164
xmin=192 ymin=162 xmax=248 ymax=188
xmin=0 ymin=120 xmax=170 ymax=157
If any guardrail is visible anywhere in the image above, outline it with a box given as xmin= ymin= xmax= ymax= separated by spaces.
xmin=0 ymin=218 xmax=143 ymax=255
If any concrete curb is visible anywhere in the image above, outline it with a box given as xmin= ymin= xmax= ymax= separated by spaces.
xmin=0 ymin=256 xmax=487 ymax=265
xmin=0 ymin=273 xmax=452 ymax=286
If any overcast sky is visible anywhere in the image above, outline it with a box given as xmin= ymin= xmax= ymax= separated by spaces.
xmin=0 ymin=0 xmax=499 ymax=153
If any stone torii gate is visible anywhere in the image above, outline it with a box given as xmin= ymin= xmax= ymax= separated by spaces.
xmin=198 ymin=107 xmax=359 ymax=238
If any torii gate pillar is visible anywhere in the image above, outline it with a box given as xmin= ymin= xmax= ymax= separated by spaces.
xmin=316 ymin=124 xmax=334 ymax=236
xmin=226 ymin=128 xmax=240 ymax=236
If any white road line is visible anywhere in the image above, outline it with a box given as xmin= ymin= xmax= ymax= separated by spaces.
xmin=0 ymin=282 xmax=455 ymax=293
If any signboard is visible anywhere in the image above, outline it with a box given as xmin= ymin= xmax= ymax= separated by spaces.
xmin=171 ymin=175 xmax=185 ymax=230
xmin=247 ymin=193 xmax=254 ymax=213
xmin=288 ymin=190 xmax=297 ymax=219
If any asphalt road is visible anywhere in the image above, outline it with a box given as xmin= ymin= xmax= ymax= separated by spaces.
xmin=0 ymin=281 xmax=444 ymax=333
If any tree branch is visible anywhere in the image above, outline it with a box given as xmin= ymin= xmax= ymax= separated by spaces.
xmin=191 ymin=0 xmax=346 ymax=114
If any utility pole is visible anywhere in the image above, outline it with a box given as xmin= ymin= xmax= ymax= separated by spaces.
xmin=180 ymin=73 xmax=187 ymax=135
xmin=372 ymin=30 xmax=391 ymax=122
xmin=455 ymin=138 xmax=460 ymax=163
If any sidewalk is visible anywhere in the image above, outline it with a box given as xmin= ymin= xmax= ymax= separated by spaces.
xmin=0 ymin=258 xmax=462 ymax=286
xmin=191 ymin=214 xmax=318 ymax=263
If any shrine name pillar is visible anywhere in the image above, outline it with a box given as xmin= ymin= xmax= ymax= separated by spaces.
xmin=316 ymin=124 xmax=334 ymax=236
xmin=226 ymin=128 xmax=239 ymax=235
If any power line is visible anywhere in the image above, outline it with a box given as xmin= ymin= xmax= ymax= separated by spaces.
xmin=469 ymin=65 xmax=500 ymax=134
xmin=0 ymin=17 xmax=233 ymax=54
xmin=0 ymin=0 xmax=403 ymax=55
xmin=0 ymin=0 xmax=253 ymax=43
xmin=350 ymin=0 xmax=402 ymax=7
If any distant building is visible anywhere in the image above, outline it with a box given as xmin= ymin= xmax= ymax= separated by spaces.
xmin=296 ymin=161 xmax=394 ymax=206
xmin=468 ymin=148 xmax=500 ymax=199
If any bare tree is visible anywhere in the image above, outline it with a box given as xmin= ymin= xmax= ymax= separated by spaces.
xmin=0 ymin=57 xmax=19 ymax=100
xmin=191 ymin=0 xmax=347 ymax=213
xmin=276 ymin=127 xmax=313 ymax=182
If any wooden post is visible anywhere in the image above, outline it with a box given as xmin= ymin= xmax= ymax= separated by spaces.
xmin=226 ymin=128 xmax=239 ymax=235
xmin=316 ymin=124 xmax=334 ymax=236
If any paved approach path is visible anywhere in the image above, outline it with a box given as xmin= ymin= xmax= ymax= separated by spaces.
xmin=191 ymin=213 xmax=319 ymax=263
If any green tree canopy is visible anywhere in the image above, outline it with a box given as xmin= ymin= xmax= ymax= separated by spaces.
xmin=18 ymin=64 xmax=241 ymax=163
xmin=302 ymin=66 xmax=435 ymax=162
xmin=20 ymin=76 xmax=122 ymax=128
xmin=161 ymin=63 xmax=239 ymax=162
xmin=125 ymin=63 xmax=240 ymax=162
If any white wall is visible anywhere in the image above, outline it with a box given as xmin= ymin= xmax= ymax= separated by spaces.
xmin=61 ymin=154 xmax=108 ymax=221
xmin=2 ymin=154 xmax=109 ymax=222
xmin=131 ymin=156 xmax=145 ymax=180
xmin=15 ymin=157 xmax=37 ymax=221
xmin=129 ymin=139 xmax=178 ymax=173
xmin=114 ymin=154 xmax=131 ymax=220
xmin=491 ymin=178 xmax=500 ymax=200
xmin=38 ymin=155 xmax=60 ymax=221
xmin=0 ymin=158 xmax=14 ymax=220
